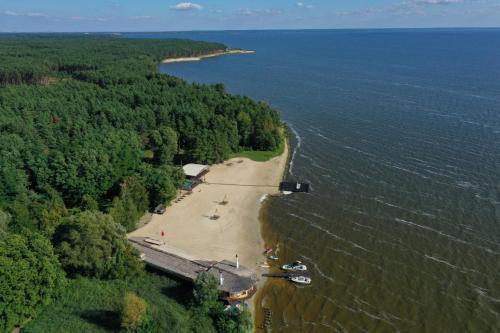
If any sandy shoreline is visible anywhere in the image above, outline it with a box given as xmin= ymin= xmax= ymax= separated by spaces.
xmin=162 ymin=49 xmax=255 ymax=64
xmin=129 ymin=143 xmax=288 ymax=315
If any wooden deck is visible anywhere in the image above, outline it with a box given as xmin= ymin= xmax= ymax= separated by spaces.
xmin=129 ymin=237 xmax=257 ymax=299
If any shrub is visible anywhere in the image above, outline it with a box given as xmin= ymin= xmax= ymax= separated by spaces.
xmin=120 ymin=292 xmax=147 ymax=331
xmin=52 ymin=210 xmax=144 ymax=279
xmin=0 ymin=230 xmax=66 ymax=332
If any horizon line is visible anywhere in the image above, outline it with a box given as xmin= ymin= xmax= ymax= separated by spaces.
xmin=1 ymin=26 xmax=500 ymax=34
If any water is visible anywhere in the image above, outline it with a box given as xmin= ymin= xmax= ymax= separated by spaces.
xmin=127 ymin=29 xmax=500 ymax=332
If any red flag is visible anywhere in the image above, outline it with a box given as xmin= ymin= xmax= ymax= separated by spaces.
xmin=161 ymin=231 xmax=165 ymax=237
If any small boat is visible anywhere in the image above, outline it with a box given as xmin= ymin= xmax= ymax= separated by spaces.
xmin=290 ymin=276 xmax=311 ymax=285
xmin=263 ymin=247 xmax=273 ymax=255
xmin=268 ymin=255 xmax=279 ymax=261
xmin=281 ymin=261 xmax=307 ymax=271
xmin=260 ymin=263 xmax=270 ymax=268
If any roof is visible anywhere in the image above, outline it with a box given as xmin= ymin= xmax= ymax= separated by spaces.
xmin=182 ymin=164 xmax=209 ymax=178
xmin=128 ymin=237 xmax=257 ymax=296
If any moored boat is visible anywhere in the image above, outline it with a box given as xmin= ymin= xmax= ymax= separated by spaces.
xmin=289 ymin=275 xmax=312 ymax=285
xmin=281 ymin=260 xmax=307 ymax=271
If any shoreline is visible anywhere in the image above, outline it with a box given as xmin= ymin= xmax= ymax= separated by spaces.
xmin=128 ymin=142 xmax=288 ymax=319
xmin=252 ymin=137 xmax=292 ymax=331
xmin=162 ymin=49 xmax=255 ymax=64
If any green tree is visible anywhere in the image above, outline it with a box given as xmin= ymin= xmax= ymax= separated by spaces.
xmin=140 ymin=165 xmax=183 ymax=208
xmin=192 ymin=272 xmax=220 ymax=314
xmin=0 ymin=230 xmax=66 ymax=332
xmin=214 ymin=308 xmax=253 ymax=333
xmin=0 ymin=211 xmax=10 ymax=231
xmin=52 ymin=211 xmax=143 ymax=279
xmin=109 ymin=176 xmax=149 ymax=232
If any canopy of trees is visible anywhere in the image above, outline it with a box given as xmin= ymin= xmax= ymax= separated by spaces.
xmin=0 ymin=35 xmax=283 ymax=234
xmin=52 ymin=211 xmax=143 ymax=279
xmin=0 ymin=231 xmax=66 ymax=333
xmin=0 ymin=35 xmax=281 ymax=332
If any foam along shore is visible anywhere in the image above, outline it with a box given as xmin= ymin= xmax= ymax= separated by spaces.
xmin=129 ymin=143 xmax=288 ymax=307
xmin=162 ymin=49 xmax=256 ymax=64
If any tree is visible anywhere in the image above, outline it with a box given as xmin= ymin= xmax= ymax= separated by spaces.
xmin=120 ymin=292 xmax=147 ymax=331
xmin=0 ymin=230 xmax=66 ymax=332
xmin=0 ymin=211 xmax=10 ymax=231
xmin=140 ymin=165 xmax=183 ymax=208
xmin=214 ymin=308 xmax=253 ymax=333
xmin=109 ymin=176 xmax=149 ymax=232
xmin=192 ymin=272 xmax=220 ymax=314
xmin=52 ymin=211 xmax=143 ymax=279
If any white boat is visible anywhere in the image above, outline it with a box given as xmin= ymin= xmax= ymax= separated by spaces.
xmin=268 ymin=255 xmax=279 ymax=261
xmin=281 ymin=261 xmax=307 ymax=271
xmin=290 ymin=276 xmax=311 ymax=285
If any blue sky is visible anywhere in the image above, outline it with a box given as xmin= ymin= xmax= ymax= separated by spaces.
xmin=1 ymin=0 xmax=499 ymax=32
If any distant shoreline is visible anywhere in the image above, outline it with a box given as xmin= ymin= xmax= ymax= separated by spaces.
xmin=162 ymin=49 xmax=255 ymax=64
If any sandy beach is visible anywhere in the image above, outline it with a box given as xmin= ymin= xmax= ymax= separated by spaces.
xmin=162 ymin=49 xmax=255 ymax=64
xmin=129 ymin=144 xmax=288 ymax=309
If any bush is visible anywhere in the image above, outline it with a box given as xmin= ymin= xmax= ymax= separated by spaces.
xmin=0 ymin=230 xmax=66 ymax=332
xmin=192 ymin=273 xmax=220 ymax=314
xmin=52 ymin=211 xmax=144 ymax=279
xmin=120 ymin=292 xmax=147 ymax=331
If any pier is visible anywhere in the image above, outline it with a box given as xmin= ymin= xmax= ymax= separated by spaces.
xmin=279 ymin=182 xmax=310 ymax=193
xmin=262 ymin=271 xmax=311 ymax=279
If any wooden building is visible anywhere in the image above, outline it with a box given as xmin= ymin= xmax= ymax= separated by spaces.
xmin=182 ymin=163 xmax=209 ymax=190
xmin=129 ymin=237 xmax=257 ymax=302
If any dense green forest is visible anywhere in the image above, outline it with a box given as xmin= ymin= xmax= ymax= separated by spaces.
xmin=0 ymin=35 xmax=282 ymax=332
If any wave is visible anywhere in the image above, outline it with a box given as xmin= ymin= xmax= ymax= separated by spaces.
xmin=288 ymin=212 xmax=373 ymax=253
xmin=288 ymin=124 xmax=302 ymax=176
xmin=424 ymin=254 xmax=460 ymax=270
xmin=300 ymin=254 xmax=335 ymax=283
xmin=394 ymin=218 xmax=498 ymax=255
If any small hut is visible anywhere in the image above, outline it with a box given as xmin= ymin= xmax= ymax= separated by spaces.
xmin=182 ymin=164 xmax=209 ymax=190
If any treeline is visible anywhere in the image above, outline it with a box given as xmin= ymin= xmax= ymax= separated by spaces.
xmin=0 ymin=35 xmax=226 ymax=86
xmin=0 ymin=35 xmax=281 ymax=332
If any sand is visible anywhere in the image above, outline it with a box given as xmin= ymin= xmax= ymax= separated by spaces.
xmin=129 ymin=144 xmax=288 ymax=308
xmin=162 ymin=49 xmax=255 ymax=64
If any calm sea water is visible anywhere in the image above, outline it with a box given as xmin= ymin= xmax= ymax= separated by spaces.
xmin=127 ymin=29 xmax=500 ymax=332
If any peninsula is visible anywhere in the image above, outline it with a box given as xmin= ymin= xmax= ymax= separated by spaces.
xmin=162 ymin=48 xmax=255 ymax=64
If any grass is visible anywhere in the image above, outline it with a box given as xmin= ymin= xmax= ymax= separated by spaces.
xmin=229 ymin=128 xmax=287 ymax=162
xmin=23 ymin=270 xmax=194 ymax=333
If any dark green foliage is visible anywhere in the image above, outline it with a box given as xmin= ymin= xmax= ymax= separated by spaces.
xmin=213 ymin=308 xmax=253 ymax=333
xmin=0 ymin=230 xmax=66 ymax=332
xmin=52 ymin=211 xmax=144 ymax=279
xmin=0 ymin=36 xmax=283 ymax=232
xmin=109 ymin=176 xmax=149 ymax=232
xmin=192 ymin=273 xmax=220 ymax=314
xmin=0 ymin=36 xmax=277 ymax=332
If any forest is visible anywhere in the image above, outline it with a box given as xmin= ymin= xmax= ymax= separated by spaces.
xmin=0 ymin=35 xmax=283 ymax=332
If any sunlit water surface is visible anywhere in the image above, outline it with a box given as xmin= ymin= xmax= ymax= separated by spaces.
xmin=127 ymin=29 xmax=500 ymax=332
